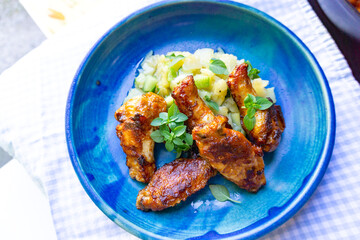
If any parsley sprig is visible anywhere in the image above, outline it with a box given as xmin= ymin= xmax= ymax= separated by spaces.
xmin=242 ymin=94 xmax=273 ymax=131
xmin=150 ymin=103 xmax=193 ymax=158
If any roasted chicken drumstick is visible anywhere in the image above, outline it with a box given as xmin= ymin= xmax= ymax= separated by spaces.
xmin=136 ymin=157 xmax=216 ymax=211
xmin=227 ymin=63 xmax=285 ymax=152
xmin=172 ymin=76 xmax=266 ymax=192
xmin=115 ymin=92 xmax=166 ymax=183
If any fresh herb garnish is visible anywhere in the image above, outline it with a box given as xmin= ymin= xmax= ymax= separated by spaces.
xmin=209 ymin=184 xmax=241 ymax=204
xmin=242 ymin=94 xmax=273 ymax=131
xmin=209 ymin=58 xmax=229 ymax=75
xmin=245 ymin=60 xmax=260 ymax=80
xmin=165 ymin=53 xmax=176 ymax=59
xmin=204 ymin=95 xmax=220 ymax=111
xmin=150 ymin=103 xmax=193 ymax=157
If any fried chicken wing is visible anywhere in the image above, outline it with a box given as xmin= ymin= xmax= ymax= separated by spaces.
xmin=227 ymin=63 xmax=285 ymax=152
xmin=136 ymin=157 xmax=216 ymax=211
xmin=115 ymin=92 xmax=166 ymax=183
xmin=173 ymin=76 xmax=266 ymax=192
xmin=193 ymin=116 xmax=266 ymax=192
xmin=171 ymin=75 xmax=215 ymax=131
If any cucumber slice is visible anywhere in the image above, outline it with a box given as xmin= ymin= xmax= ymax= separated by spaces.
xmin=230 ymin=113 xmax=245 ymax=134
xmin=143 ymin=75 xmax=158 ymax=92
xmin=194 ymin=75 xmax=210 ymax=89
xmin=231 ymin=113 xmax=241 ymax=127
xmin=134 ymin=73 xmax=146 ymax=89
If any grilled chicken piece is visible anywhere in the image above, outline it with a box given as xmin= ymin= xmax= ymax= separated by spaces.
xmin=227 ymin=63 xmax=285 ymax=152
xmin=136 ymin=158 xmax=216 ymax=211
xmin=171 ymin=75 xmax=215 ymax=132
xmin=115 ymin=92 xmax=166 ymax=183
xmin=173 ymin=76 xmax=266 ymax=192
xmin=193 ymin=116 xmax=266 ymax=192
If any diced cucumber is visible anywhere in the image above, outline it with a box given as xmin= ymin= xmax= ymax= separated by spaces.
xmin=231 ymin=113 xmax=241 ymax=127
xmin=230 ymin=113 xmax=245 ymax=134
xmin=165 ymin=95 xmax=174 ymax=108
xmin=134 ymin=73 xmax=146 ymax=89
xmin=143 ymin=75 xmax=158 ymax=92
xmin=194 ymin=75 xmax=210 ymax=89
xmin=216 ymin=106 xmax=228 ymax=116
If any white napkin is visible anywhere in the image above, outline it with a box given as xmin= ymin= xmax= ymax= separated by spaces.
xmin=1 ymin=0 xmax=360 ymax=239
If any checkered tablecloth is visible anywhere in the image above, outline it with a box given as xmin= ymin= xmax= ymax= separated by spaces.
xmin=1 ymin=0 xmax=360 ymax=239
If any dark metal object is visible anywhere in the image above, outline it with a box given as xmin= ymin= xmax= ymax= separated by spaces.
xmin=308 ymin=0 xmax=360 ymax=83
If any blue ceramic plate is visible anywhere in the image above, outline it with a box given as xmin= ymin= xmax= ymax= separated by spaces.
xmin=66 ymin=1 xmax=335 ymax=239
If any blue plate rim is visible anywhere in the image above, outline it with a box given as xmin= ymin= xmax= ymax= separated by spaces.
xmin=65 ymin=0 xmax=336 ymax=239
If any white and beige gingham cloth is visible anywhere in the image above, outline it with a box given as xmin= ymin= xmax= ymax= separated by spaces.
xmin=1 ymin=0 xmax=360 ymax=239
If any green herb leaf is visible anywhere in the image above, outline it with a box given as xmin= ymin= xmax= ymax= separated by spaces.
xmin=245 ymin=60 xmax=260 ymax=80
xmin=173 ymin=125 xmax=186 ymax=137
xmin=173 ymin=137 xmax=184 ymax=146
xmin=184 ymin=133 xmax=193 ymax=145
xmin=150 ymin=118 xmax=163 ymax=127
xmin=205 ymin=100 xmax=220 ymax=111
xmin=169 ymin=115 xmax=178 ymax=122
xmin=243 ymin=114 xmax=256 ymax=131
xmin=247 ymin=107 xmax=256 ymax=119
xmin=204 ymin=95 xmax=211 ymax=101
xmin=255 ymin=96 xmax=273 ymax=110
xmin=243 ymin=94 xmax=254 ymax=109
xmin=165 ymin=141 xmax=174 ymax=152
xmin=209 ymin=58 xmax=229 ymax=75
xmin=165 ymin=53 xmax=176 ymax=59
xmin=209 ymin=184 xmax=241 ymax=203
xmin=248 ymin=68 xmax=260 ymax=80
xmin=150 ymin=103 xmax=193 ymax=155
xmin=176 ymin=151 xmax=182 ymax=158
xmin=175 ymin=113 xmax=188 ymax=122
xmin=159 ymin=112 xmax=168 ymax=120
xmin=150 ymin=130 xmax=164 ymax=143
xmin=168 ymin=103 xmax=179 ymax=117
xmin=169 ymin=122 xmax=177 ymax=131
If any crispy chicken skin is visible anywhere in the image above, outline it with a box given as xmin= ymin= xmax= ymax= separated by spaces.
xmin=115 ymin=92 xmax=166 ymax=183
xmin=193 ymin=116 xmax=266 ymax=192
xmin=136 ymin=158 xmax=216 ymax=211
xmin=227 ymin=63 xmax=285 ymax=152
xmin=171 ymin=75 xmax=215 ymax=131
xmin=173 ymin=76 xmax=266 ymax=192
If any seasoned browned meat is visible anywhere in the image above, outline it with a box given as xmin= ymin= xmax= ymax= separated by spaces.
xmin=173 ymin=76 xmax=266 ymax=192
xmin=227 ymin=63 xmax=285 ymax=152
xmin=193 ymin=115 xmax=266 ymax=192
xmin=115 ymin=92 xmax=166 ymax=183
xmin=171 ymin=75 xmax=215 ymax=132
xmin=136 ymin=158 xmax=216 ymax=211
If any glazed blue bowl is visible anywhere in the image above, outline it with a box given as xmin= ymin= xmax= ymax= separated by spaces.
xmin=66 ymin=1 xmax=336 ymax=239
